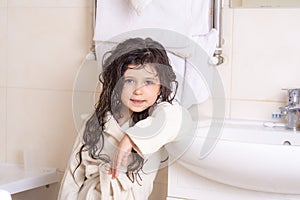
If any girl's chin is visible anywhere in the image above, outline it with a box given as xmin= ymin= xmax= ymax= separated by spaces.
xmin=128 ymin=105 xmax=148 ymax=113
xmin=130 ymin=108 xmax=146 ymax=113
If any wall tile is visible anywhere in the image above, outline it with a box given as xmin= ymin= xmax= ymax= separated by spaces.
xmin=72 ymin=90 xmax=97 ymax=132
xmin=148 ymin=168 xmax=168 ymax=200
xmin=225 ymin=98 xmax=231 ymax=119
xmin=73 ymin=59 xmax=100 ymax=93
xmin=231 ymin=9 xmax=300 ymax=102
xmin=8 ymin=0 xmax=90 ymax=8
xmin=7 ymin=7 xmax=91 ymax=90
xmin=223 ymin=0 xmax=230 ymax=6
xmin=12 ymin=182 xmax=60 ymax=200
xmin=0 ymin=0 xmax=7 ymax=7
xmin=0 ymin=8 xmax=7 ymax=87
xmin=217 ymin=7 xmax=234 ymax=100
xmin=149 ymin=182 xmax=167 ymax=200
xmin=149 ymin=167 xmax=168 ymax=200
xmin=6 ymin=88 xmax=77 ymax=170
xmin=189 ymin=98 xmax=231 ymax=120
xmin=154 ymin=167 xmax=168 ymax=184
xmin=0 ymin=88 xmax=6 ymax=162
xmin=230 ymin=99 xmax=285 ymax=121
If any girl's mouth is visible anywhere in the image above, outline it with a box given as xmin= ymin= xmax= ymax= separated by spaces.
xmin=130 ymin=99 xmax=145 ymax=105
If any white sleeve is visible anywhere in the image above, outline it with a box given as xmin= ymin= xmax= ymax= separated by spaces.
xmin=126 ymin=102 xmax=192 ymax=155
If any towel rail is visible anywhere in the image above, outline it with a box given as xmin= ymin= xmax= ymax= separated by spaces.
xmin=212 ymin=0 xmax=224 ymax=65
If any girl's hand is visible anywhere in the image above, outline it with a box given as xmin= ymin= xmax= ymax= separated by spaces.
xmin=109 ymin=134 xmax=134 ymax=179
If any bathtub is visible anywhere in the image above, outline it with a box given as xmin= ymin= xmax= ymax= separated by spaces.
xmin=167 ymin=119 xmax=300 ymax=200
xmin=0 ymin=163 xmax=58 ymax=195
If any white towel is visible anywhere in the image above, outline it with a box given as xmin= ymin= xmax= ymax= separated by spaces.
xmin=167 ymin=52 xmax=186 ymax=103
xmin=192 ymin=29 xmax=218 ymax=57
xmin=129 ymin=0 xmax=153 ymax=15
xmin=182 ymin=59 xmax=210 ymax=108
xmin=168 ymin=52 xmax=210 ymax=108
xmin=94 ymin=0 xmax=218 ymax=56
xmin=94 ymin=0 xmax=212 ymax=41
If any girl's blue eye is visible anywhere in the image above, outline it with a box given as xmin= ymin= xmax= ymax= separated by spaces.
xmin=124 ymin=79 xmax=134 ymax=84
xmin=145 ymin=80 xmax=154 ymax=85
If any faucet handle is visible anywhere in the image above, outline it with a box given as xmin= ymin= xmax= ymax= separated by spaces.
xmin=282 ymin=88 xmax=300 ymax=105
xmin=279 ymin=106 xmax=288 ymax=115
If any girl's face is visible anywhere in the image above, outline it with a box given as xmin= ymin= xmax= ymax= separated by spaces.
xmin=120 ymin=64 xmax=161 ymax=115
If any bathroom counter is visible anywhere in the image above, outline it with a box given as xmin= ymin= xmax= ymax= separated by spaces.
xmin=0 ymin=163 xmax=58 ymax=194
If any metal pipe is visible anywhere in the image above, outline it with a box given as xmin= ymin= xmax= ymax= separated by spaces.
xmin=90 ymin=0 xmax=97 ymax=54
xmin=212 ymin=0 xmax=224 ymax=65
xmin=84 ymin=0 xmax=97 ymax=60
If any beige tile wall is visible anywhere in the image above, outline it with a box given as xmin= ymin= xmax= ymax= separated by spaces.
xmin=0 ymin=6 xmax=7 ymax=162
xmin=0 ymin=0 xmax=7 ymax=7
xmin=229 ymin=8 xmax=300 ymax=120
xmin=0 ymin=88 xmax=6 ymax=162
xmin=2 ymin=2 xmax=91 ymax=164
xmin=1 ymin=0 xmax=92 ymax=198
xmin=7 ymin=7 xmax=89 ymax=90
xmin=216 ymin=7 xmax=234 ymax=119
xmin=8 ymin=0 xmax=89 ymax=7
xmin=6 ymin=88 xmax=76 ymax=169
xmin=149 ymin=167 xmax=168 ymax=200
xmin=0 ymin=9 xmax=7 ymax=87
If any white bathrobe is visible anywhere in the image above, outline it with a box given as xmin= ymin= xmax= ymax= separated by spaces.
xmin=58 ymin=102 xmax=192 ymax=200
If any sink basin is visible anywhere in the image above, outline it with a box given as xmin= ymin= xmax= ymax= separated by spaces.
xmin=0 ymin=163 xmax=58 ymax=194
xmin=0 ymin=190 xmax=11 ymax=200
xmin=173 ymin=119 xmax=300 ymax=194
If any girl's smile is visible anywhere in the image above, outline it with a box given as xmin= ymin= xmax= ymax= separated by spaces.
xmin=130 ymin=99 xmax=146 ymax=105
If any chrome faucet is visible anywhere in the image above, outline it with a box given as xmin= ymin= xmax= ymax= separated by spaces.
xmin=279 ymin=88 xmax=300 ymax=131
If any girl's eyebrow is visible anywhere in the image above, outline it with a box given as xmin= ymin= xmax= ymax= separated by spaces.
xmin=124 ymin=75 xmax=135 ymax=78
xmin=145 ymin=77 xmax=159 ymax=80
xmin=144 ymin=76 xmax=158 ymax=79
xmin=124 ymin=75 xmax=158 ymax=80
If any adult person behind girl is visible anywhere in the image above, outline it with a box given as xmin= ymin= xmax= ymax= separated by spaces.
xmin=58 ymin=37 xmax=192 ymax=200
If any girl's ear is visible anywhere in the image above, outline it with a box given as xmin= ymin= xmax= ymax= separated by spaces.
xmin=158 ymin=86 xmax=162 ymax=96
xmin=156 ymin=91 xmax=162 ymax=103
xmin=157 ymin=88 xmax=162 ymax=97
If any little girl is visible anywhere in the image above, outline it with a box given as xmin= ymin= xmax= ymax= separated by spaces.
xmin=58 ymin=37 xmax=192 ymax=200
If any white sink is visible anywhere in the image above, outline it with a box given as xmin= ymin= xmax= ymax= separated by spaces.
xmin=172 ymin=119 xmax=300 ymax=195
xmin=0 ymin=189 xmax=11 ymax=200
xmin=0 ymin=163 xmax=58 ymax=194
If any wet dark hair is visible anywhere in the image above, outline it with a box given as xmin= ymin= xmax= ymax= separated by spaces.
xmin=76 ymin=37 xmax=178 ymax=183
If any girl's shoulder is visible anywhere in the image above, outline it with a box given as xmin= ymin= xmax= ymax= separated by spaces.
xmin=156 ymin=101 xmax=181 ymax=108
xmin=151 ymin=101 xmax=185 ymax=116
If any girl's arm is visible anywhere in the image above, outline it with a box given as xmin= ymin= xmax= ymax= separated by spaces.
xmin=109 ymin=134 xmax=135 ymax=179
xmin=110 ymin=102 xmax=192 ymax=178
xmin=126 ymin=102 xmax=192 ymax=155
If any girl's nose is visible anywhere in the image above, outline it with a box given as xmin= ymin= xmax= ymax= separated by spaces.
xmin=133 ymin=85 xmax=143 ymax=95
